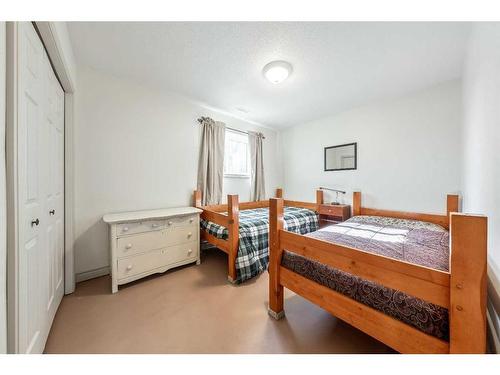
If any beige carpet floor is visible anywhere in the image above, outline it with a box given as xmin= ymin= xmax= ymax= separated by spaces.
xmin=44 ymin=248 xmax=394 ymax=354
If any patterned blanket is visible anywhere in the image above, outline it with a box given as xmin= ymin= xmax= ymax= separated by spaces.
xmin=201 ymin=207 xmax=319 ymax=283
xmin=281 ymin=215 xmax=450 ymax=340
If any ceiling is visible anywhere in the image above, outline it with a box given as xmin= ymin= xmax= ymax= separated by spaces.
xmin=68 ymin=22 xmax=471 ymax=129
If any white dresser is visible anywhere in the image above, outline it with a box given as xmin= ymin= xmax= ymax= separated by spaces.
xmin=103 ymin=207 xmax=202 ymax=293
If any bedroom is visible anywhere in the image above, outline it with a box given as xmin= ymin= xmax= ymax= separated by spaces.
xmin=1 ymin=0 xmax=499 ymax=371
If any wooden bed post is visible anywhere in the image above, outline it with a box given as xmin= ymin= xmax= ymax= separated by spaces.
xmin=353 ymin=191 xmax=361 ymax=216
xmin=269 ymin=198 xmax=285 ymax=319
xmin=449 ymin=213 xmax=487 ymax=353
xmin=227 ymin=194 xmax=239 ymax=283
xmin=316 ymin=189 xmax=324 ymax=205
xmin=193 ymin=190 xmax=202 ymax=208
xmin=276 ymin=188 xmax=283 ymax=198
xmin=446 ymin=194 xmax=459 ymax=228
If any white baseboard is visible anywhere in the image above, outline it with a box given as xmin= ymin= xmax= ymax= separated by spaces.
xmin=75 ymin=266 xmax=110 ymax=283
xmin=487 ymin=309 xmax=499 ymax=354
xmin=487 ymin=264 xmax=500 ymax=354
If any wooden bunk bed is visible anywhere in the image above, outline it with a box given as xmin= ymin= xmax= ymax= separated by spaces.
xmin=193 ymin=188 xmax=326 ymax=283
xmin=268 ymin=192 xmax=488 ymax=354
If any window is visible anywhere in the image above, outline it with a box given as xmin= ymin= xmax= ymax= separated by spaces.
xmin=224 ymin=129 xmax=250 ymax=177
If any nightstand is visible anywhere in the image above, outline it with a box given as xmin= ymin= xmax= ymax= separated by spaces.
xmin=318 ymin=204 xmax=351 ymax=223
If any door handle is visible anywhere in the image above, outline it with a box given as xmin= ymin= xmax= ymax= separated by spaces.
xmin=31 ymin=218 xmax=40 ymax=227
xmin=49 ymin=209 xmax=55 ymax=215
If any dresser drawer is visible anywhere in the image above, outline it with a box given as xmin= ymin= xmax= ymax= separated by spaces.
xmin=319 ymin=205 xmax=342 ymax=216
xmin=117 ymin=242 xmax=198 ymax=280
xmin=117 ymin=220 xmax=166 ymax=236
xmin=318 ymin=204 xmax=351 ymax=220
xmin=165 ymin=225 xmax=197 ymax=246
xmin=165 ymin=215 xmax=198 ymax=228
xmin=167 ymin=241 xmax=198 ymax=264
xmin=116 ymin=230 xmax=167 ymax=258
xmin=117 ymin=249 xmax=165 ymax=279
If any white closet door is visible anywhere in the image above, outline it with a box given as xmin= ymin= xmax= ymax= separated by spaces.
xmin=18 ymin=21 xmax=45 ymax=355
xmin=0 ymin=21 xmax=7 ymax=355
xmin=17 ymin=22 xmax=64 ymax=354
xmin=42 ymin=46 xmax=65 ymax=330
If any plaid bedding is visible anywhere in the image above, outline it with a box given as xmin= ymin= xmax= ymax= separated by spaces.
xmin=201 ymin=207 xmax=319 ymax=283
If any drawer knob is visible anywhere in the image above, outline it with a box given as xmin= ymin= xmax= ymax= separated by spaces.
xmin=187 ymin=249 xmax=193 ymax=254
xmin=152 ymin=223 xmax=159 ymax=228
xmin=168 ymin=221 xmax=173 ymax=225
xmin=187 ymin=232 xmax=192 ymax=238
xmin=189 ymin=218 xmax=194 ymax=223
xmin=123 ymin=227 xmax=129 ymax=232
xmin=126 ymin=265 xmax=133 ymax=271
xmin=125 ymin=244 xmax=132 ymax=249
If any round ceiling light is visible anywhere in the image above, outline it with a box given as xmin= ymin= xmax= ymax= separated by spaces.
xmin=262 ymin=60 xmax=293 ymax=84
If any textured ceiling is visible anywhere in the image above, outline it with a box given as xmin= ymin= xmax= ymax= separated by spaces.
xmin=68 ymin=22 xmax=471 ymax=128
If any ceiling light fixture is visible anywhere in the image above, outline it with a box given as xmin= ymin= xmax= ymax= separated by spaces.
xmin=262 ymin=60 xmax=293 ymax=84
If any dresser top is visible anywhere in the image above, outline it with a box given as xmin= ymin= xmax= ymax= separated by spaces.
xmin=103 ymin=206 xmax=202 ymax=224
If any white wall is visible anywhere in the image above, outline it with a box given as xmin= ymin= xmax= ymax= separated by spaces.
xmin=281 ymin=80 xmax=462 ymax=213
xmin=463 ymin=23 xmax=500 ymax=276
xmin=462 ymin=23 xmax=500 ymax=350
xmin=0 ymin=21 xmax=7 ymax=354
xmin=74 ymin=67 xmax=282 ymax=277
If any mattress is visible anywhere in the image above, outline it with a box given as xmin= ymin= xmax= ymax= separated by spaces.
xmin=281 ymin=215 xmax=450 ymax=340
xmin=201 ymin=207 xmax=319 ymax=283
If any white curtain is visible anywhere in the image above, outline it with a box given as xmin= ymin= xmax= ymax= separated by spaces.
xmin=197 ymin=117 xmax=226 ymax=205
xmin=248 ymin=131 xmax=266 ymax=201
